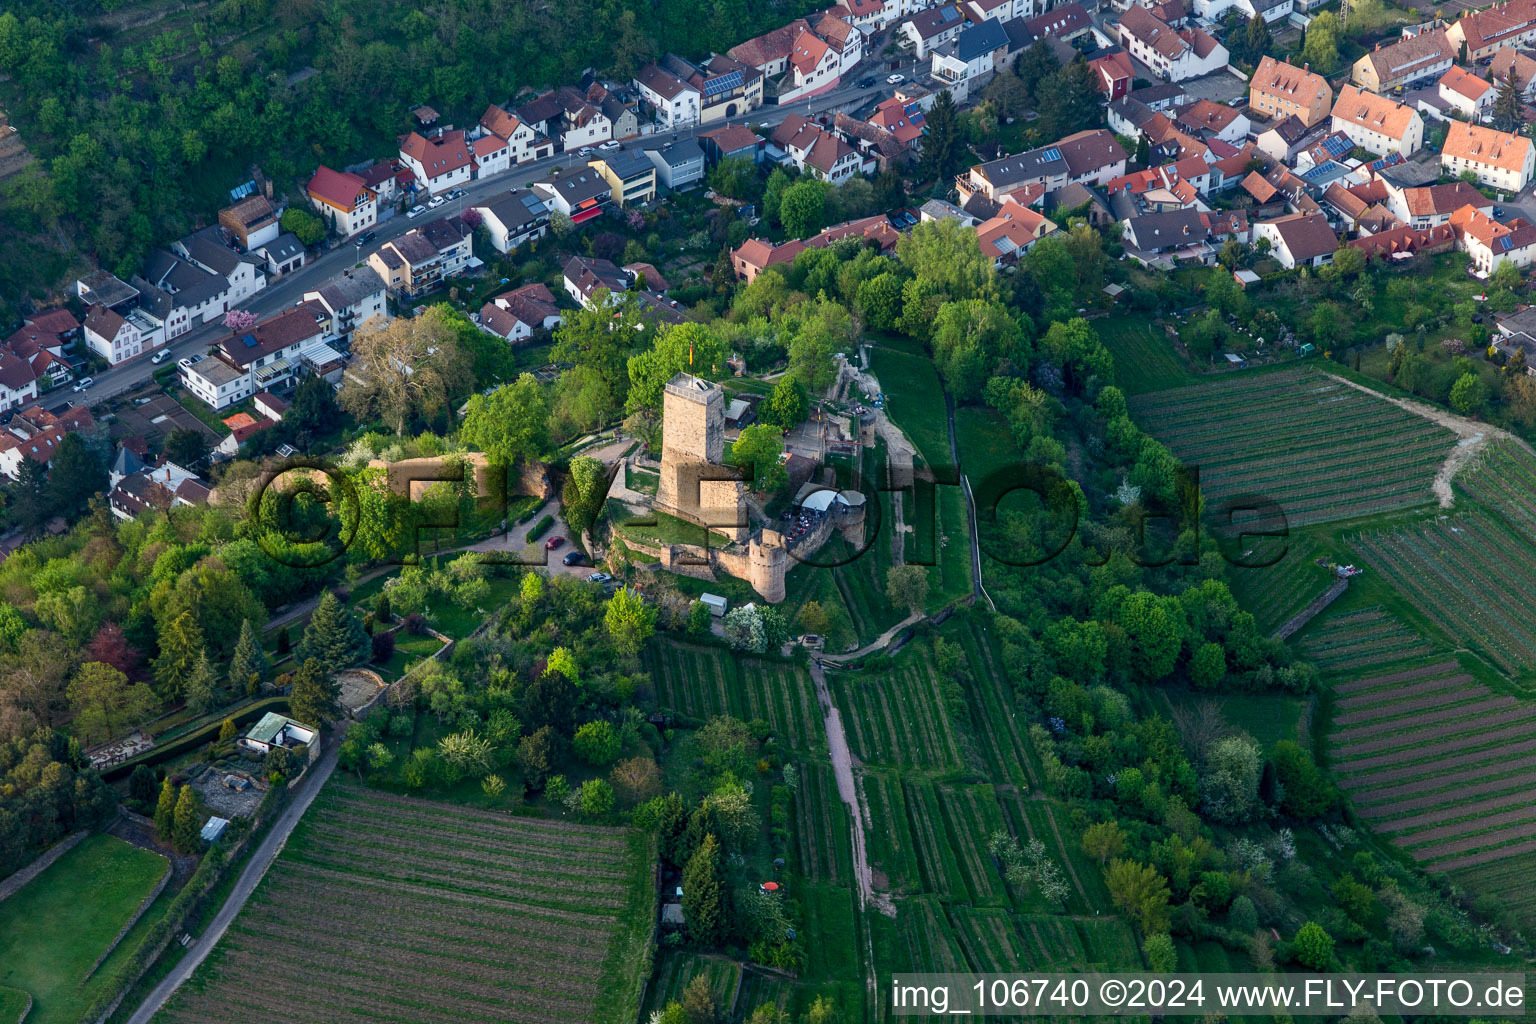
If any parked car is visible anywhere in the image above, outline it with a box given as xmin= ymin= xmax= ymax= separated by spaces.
xmin=358 ymin=230 xmax=377 ymax=244
xmin=562 ymin=549 xmax=587 ymax=566
xmin=151 ymin=350 xmax=170 ymax=364
xmin=578 ymin=146 xmax=595 ymax=157
xmin=544 ymin=535 xmax=565 ymax=550
xmin=72 ymin=376 xmax=94 ymax=392
xmin=588 ymin=572 xmax=613 ymax=583
xmin=599 ymin=140 xmax=621 ymax=151
xmin=447 ymin=188 xmax=466 ymax=200
xmin=857 ymin=76 xmax=875 ymax=88
xmin=1494 ymin=206 xmax=1505 ymax=217
xmin=407 ymin=205 xmax=426 ymax=219
xmin=887 ymin=73 xmax=905 ymax=84
xmin=428 ymin=195 xmax=447 ymax=208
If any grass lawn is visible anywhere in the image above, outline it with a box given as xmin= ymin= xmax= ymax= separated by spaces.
xmin=954 ymin=405 xmax=1015 ymax=486
xmin=870 ymin=347 xmax=950 ymax=469
xmin=0 ymin=834 xmax=168 ymax=1024
xmin=1096 ymin=316 xmax=1197 ymax=396
xmin=0 ymin=987 xmax=30 ymax=1021
xmin=377 ymin=630 xmax=448 ymax=680
xmin=612 ymin=505 xmax=732 ymax=548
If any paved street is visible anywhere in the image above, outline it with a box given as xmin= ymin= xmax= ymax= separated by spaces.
xmin=79 ymin=67 xmax=910 ymax=410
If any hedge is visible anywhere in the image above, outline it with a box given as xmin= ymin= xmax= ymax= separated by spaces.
xmin=527 ymin=514 xmax=555 ymax=542
xmin=101 ymin=698 xmax=290 ymax=783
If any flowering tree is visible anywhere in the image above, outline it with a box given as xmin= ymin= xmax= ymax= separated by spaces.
xmin=223 ymin=309 xmax=258 ymax=332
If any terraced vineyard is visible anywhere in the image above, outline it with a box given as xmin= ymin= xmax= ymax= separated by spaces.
xmin=1353 ymin=513 xmax=1536 ymax=675
xmin=1308 ymin=609 xmax=1536 ymax=926
xmin=158 ymin=783 xmax=655 ymax=1024
xmin=1228 ymin=533 xmax=1329 ymax=635
xmin=829 ymin=653 xmax=964 ymax=771
xmin=649 ymin=644 xmax=823 ymax=753
xmin=1457 ymin=439 xmax=1536 ymax=535
xmin=1131 ymin=368 xmax=1455 ymax=526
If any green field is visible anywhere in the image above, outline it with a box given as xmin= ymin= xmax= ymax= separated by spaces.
xmin=1131 ymin=367 xmax=1455 ymax=527
xmin=0 ymin=834 xmax=168 ymax=1024
xmin=159 ymin=782 xmax=656 ymax=1024
xmin=829 ymin=651 xmax=964 ymax=771
xmin=0 ymin=987 xmax=30 ymax=1023
xmin=1227 ymin=532 xmax=1330 ymax=635
xmin=1097 ymin=316 xmax=1196 ymax=395
xmin=641 ymin=952 xmax=741 ymax=1020
xmin=648 ymin=643 xmax=824 ymax=755
xmin=870 ymin=347 xmax=951 ymax=468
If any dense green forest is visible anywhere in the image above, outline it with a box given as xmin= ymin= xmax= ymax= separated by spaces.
xmin=0 ymin=0 xmax=823 ymax=318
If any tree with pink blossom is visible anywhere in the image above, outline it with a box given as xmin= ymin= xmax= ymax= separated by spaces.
xmin=224 ymin=309 xmax=258 ymax=332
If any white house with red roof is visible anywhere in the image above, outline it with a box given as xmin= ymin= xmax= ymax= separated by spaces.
xmin=399 ymin=130 xmax=473 ymax=195
xmin=471 ymin=134 xmax=511 ymax=179
xmin=307 ymin=166 xmax=378 ymax=237
xmin=975 ymin=201 xmax=1057 ymax=265
xmin=728 ymin=13 xmax=861 ymax=103
xmin=771 ymin=114 xmax=864 ymax=182
xmin=0 ymin=405 xmax=95 ymax=480
xmin=1090 ymin=51 xmax=1136 ymax=98
xmin=869 ymin=97 xmax=927 ymax=151
xmin=1438 ymin=66 xmax=1495 ymax=120
xmin=0 ymin=353 xmax=40 ymax=414
xmin=478 ymin=105 xmax=551 ymax=164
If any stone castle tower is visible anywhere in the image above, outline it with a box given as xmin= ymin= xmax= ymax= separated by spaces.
xmin=656 ymin=373 xmax=747 ymax=543
xmin=749 ymin=528 xmax=788 ymax=604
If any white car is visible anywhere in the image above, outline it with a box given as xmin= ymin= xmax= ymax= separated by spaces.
xmin=72 ymin=377 xmax=94 ymax=392
xmin=599 ymin=140 xmax=621 ymax=151
xmin=407 ymin=204 xmax=426 ymax=219
xmin=578 ymin=146 xmax=595 ymax=157
xmin=151 ymin=350 xmax=171 ymax=364
xmin=887 ymin=73 xmax=905 ymax=84
xmin=428 ymin=195 xmax=446 ymax=208
xmin=588 ymin=572 xmax=613 ymax=583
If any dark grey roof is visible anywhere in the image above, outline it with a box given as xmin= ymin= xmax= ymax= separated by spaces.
xmin=543 ymin=171 xmax=612 ymax=204
xmin=909 ymin=4 xmax=963 ymax=38
xmin=951 ymin=18 xmax=1009 ymax=62
xmin=1124 ymin=209 xmax=1207 ymax=250
xmin=1128 ymin=82 xmax=1187 ymax=108
xmin=77 ymin=270 xmax=139 ymax=308
xmin=314 ymin=266 xmax=385 ymax=310
xmin=598 ymin=148 xmax=654 ymax=180
xmin=644 ymin=139 xmax=705 ymax=167
xmin=262 ymin=233 xmax=305 ymax=264
xmin=179 ymin=225 xmax=244 ymax=277
xmin=129 ymin=276 xmax=176 ymax=320
xmin=975 ymin=147 xmax=1068 ymax=188
xmin=478 ymin=188 xmax=552 ymax=232
xmin=419 ymin=216 xmax=469 ymax=251
xmin=111 ymin=446 xmax=145 ymax=480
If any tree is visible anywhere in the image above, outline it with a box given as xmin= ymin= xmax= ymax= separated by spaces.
xmin=1302 ymin=11 xmax=1341 ymax=70
xmin=577 ymin=778 xmax=616 ymax=815
xmin=1035 ymin=57 xmax=1104 ymax=140
xmin=1144 ymin=932 xmax=1177 ymax=973
xmin=219 ymin=717 xmax=238 ymax=742
xmin=611 ymin=756 xmax=663 ymax=804
xmin=339 ymin=306 xmax=471 ymax=434
xmin=47 ymin=432 xmax=105 ymax=516
xmin=763 ymin=376 xmax=808 ymax=430
xmin=625 ymin=322 xmax=727 ymax=419
xmin=605 ymin=587 xmax=657 ymax=658
xmin=1104 ymin=858 xmax=1170 ymax=934
xmin=762 ymin=167 xmax=792 ymax=225
xmin=574 ymin=720 xmax=621 ymax=765
xmin=1272 ymin=740 xmax=1335 ymax=818
xmin=461 ymin=373 xmax=551 ymax=466
xmin=288 ymin=656 xmax=339 ymax=727
xmin=1081 ymin=820 xmax=1127 ymax=865
xmin=682 ymin=974 xmax=720 ymax=1024
xmin=1494 ymin=71 xmax=1524 ymax=133
xmin=154 ymin=777 xmax=176 ymax=839
xmin=1201 ymin=734 xmax=1263 ymax=823
xmin=128 ymin=764 xmax=159 ymax=805
xmin=280 ymin=207 xmax=326 ymax=246
xmin=1241 ymin=13 xmax=1272 ymax=65
xmin=886 ymin=564 xmax=929 ymax=616
xmin=295 ymin=592 xmax=369 ymax=672
xmin=517 ymin=725 xmax=562 ymax=790
xmin=153 ymin=610 xmax=205 ymax=699
xmin=1450 ymin=371 xmax=1487 ymax=415
xmin=931 ymin=299 xmax=1025 ymax=401
xmin=728 ymin=424 xmax=787 ymax=494
xmin=172 ymin=783 xmax=199 ymax=852
xmin=162 ymin=428 xmax=208 ymax=470
xmin=184 ymin=650 xmax=219 ymax=716
xmin=919 ymin=90 xmax=963 ymax=182
xmin=11 ymin=458 xmax=52 ymax=538
xmin=288 ymin=371 xmax=342 ymax=439
xmin=708 ymin=155 xmax=759 ymax=201
xmin=66 ymin=661 xmax=157 ymax=744
xmin=561 ymin=455 xmax=609 ymax=534
xmin=778 ymin=178 xmax=829 ymax=239
xmin=1292 ymin=921 xmax=1335 ymax=969
xmin=229 ymin=618 xmax=268 ymax=694
xmin=1190 ymin=642 xmax=1226 ymax=689
xmin=683 ymin=833 xmax=727 ymax=945
xmin=1116 ymin=591 xmax=1182 ymax=682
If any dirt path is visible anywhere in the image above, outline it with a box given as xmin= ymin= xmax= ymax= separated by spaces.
xmin=1324 ymin=373 xmax=1536 ymax=507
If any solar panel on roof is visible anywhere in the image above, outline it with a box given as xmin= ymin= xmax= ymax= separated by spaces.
xmin=1042 ymin=147 xmax=1062 ymax=161
xmin=1502 ymin=236 xmax=1514 ymax=250
xmin=242 ymin=333 xmax=258 ymax=347
xmin=229 ymin=180 xmax=257 ymax=203
xmin=705 ymin=71 xmax=743 ymax=97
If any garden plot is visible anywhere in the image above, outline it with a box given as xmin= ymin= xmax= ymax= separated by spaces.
xmin=1131 ymin=368 xmax=1455 ymax=527
xmin=1312 ymin=611 xmax=1536 ymax=923
xmin=158 ymin=782 xmax=654 ymax=1024
xmin=649 ymin=643 xmax=823 ymax=754
xmin=1353 ymin=513 xmax=1536 ymax=675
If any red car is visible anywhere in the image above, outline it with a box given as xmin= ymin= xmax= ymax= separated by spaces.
xmin=544 ymin=536 xmax=565 ymax=550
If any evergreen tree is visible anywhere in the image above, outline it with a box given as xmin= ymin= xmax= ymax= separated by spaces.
xmin=288 ymin=657 xmax=340 ymax=727
xmin=172 ymin=783 xmax=199 ymax=853
xmin=712 ymin=245 xmax=736 ymax=293
xmin=919 ymin=90 xmax=962 ymax=182
xmin=153 ymin=609 xmax=206 ymax=700
xmin=228 ymin=618 xmax=268 ymax=694
xmin=154 ymin=777 xmax=176 ymax=839
xmin=657 ymin=792 xmax=691 ymax=866
xmin=1494 ymin=71 xmax=1524 ymax=132
xmin=11 ymin=457 xmax=51 ymax=538
xmin=128 ymin=764 xmax=158 ymax=805
xmin=276 ymin=625 xmax=291 ymax=656
xmin=218 ymin=717 xmax=238 ymax=742
xmin=1243 ymin=13 xmax=1272 ymax=65
xmin=47 ymin=432 xmax=105 ymax=518
xmin=184 ymin=650 xmax=218 ymax=716
xmin=682 ymin=833 xmax=727 ymax=945
xmin=295 ymin=592 xmax=369 ymax=672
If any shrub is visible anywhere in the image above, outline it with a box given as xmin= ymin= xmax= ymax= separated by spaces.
xmin=403 ymin=613 xmax=429 ymax=636
xmin=527 ymin=515 xmax=555 ymax=541
xmin=371 ymin=630 xmax=396 ymax=664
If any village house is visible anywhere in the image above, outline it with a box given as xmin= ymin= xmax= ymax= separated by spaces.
xmin=1441 ymin=121 xmax=1535 ymax=191
xmin=589 ymin=149 xmax=659 ymax=207
xmin=366 ymin=217 xmax=474 ymax=299
xmin=532 ymin=170 xmax=613 ymax=225
xmin=1254 ymin=211 xmax=1339 ymax=268
xmin=1250 ymin=56 xmax=1333 ymax=127
xmin=109 ymin=460 xmax=212 ymax=521
xmin=699 ymin=124 xmax=767 ymax=165
xmin=1173 ymin=99 xmax=1250 ymax=144
xmin=1491 ymin=45 xmax=1536 ymax=99
xmin=637 ymin=54 xmax=764 ymax=125
xmin=179 ymin=302 xmax=344 ymax=410
xmin=974 ymin=200 xmax=1057 ymax=265
xmin=1348 ymin=222 xmax=1457 ymax=260
xmin=727 ymin=15 xmax=860 ymax=104
xmin=1090 ymin=51 xmax=1136 ymax=99
xmin=173 ymin=226 xmax=267 ymax=307
xmin=218 ymin=195 xmax=280 ymax=252
xmin=550 ymin=86 xmax=615 ymax=150
xmin=399 ymin=130 xmax=473 ymax=195
xmin=644 ymin=140 xmax=707 ymax=191
xmin=1446 ymin=0 xmax=1536 ymax=62
xmin=957 ymin=130 xmax=1127 ymax=203
xmin=478 ymin=105 xmax=554 ymax=164
xmin=929 ymin=19 xmax=1009 ymax=101
xmin=307 ymin=166 xmax=378 ymax=237
xmin=964 ymin=0 xmax=1032 ymax=24
xmin=1330 ymin=86 xmax=1424 ymax=158
xmin=635 ymin=63 xmax=704 ymax=128
xmin=471 ymin=133 xmax=512 ymax=179
xmin=259 ymin=234 xmax=306 ymax=277
xmin=1116 ymin=5 xmax=1229 ymax=83
xmin=771 ymin=114 xmax=864 ymax=183
xmin=301 ymin=266 xmax=389 ymax=344
xmin=564 ymin=255 xmax=633 ymax=309
xmin=473 ymin=189 xmax=553 ymax=253
xmin=1382 ymin=180 xmax=1491 ymax=227
xmin=0 ymin=405 xmax=95 ymax=480
xmin=899 ymin=4 xmax=966 ymax=58
xmin=1189 ymin=0 xmax=1292 ymax=22
xmin=1121 ymin=208 xmax=1211 ymax=256
xmin=1438 ymin=65 xmax=1496 ymax=120
xmin=83 ymin=304 xmax=164 ymax=366
xmin=868 ymin=97 xmax=928 ymax=152
xmin=240 ymin=713 xmax=317 ymax=756
xmin=1452 ymin=203 xmax=1536 ymax=273
xmin=1351 ymin=30 xmax=1455 ymax=94
xmin=478 ymin=282 xmax=562 ymax=344
xmin=0 ymin=354 xmax=39 ymax=414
